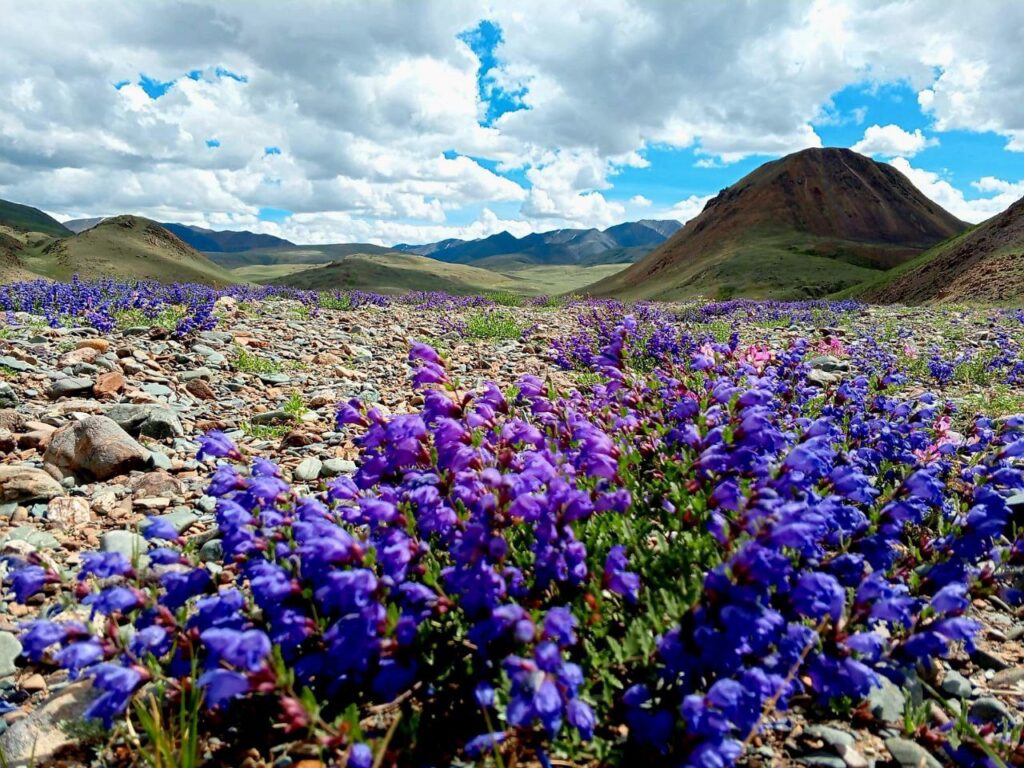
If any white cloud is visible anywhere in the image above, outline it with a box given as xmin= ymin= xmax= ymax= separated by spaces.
xmin=629 ymin=195 xmax=652 ymax=207
xmin=659 ymin=194 xmax=715 ymax=226
xmin=0 ymin=0 xmax=1023 ymax=243
xmin=888 ymin=157 xmax=1024 ymax=223
xmin=852 ymin=124 xmax=937 ymax=157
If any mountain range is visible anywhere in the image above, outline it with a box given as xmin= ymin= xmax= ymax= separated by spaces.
xmin=394 ymin=219 xmax=682 ymax=268
xmin=1 ymin=147 xmax=1022 ymax=302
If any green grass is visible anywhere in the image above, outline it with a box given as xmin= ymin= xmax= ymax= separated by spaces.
xmin=114 ymin=306 xmax=188 ymax=331
xmin=464 ymin=311 xmax=529 ymax=340
xmin=240 ymin=421 xmax=290 ymax=440
xmin=956 ymin=386 xmax=1024 ymax=425
xmin=484 ymin=290 xmax=524 ymax=307
xmin=282 ymin=392 xmax=308 ymax=419
xmin=233 ymin=346 xmax=281 ymax=374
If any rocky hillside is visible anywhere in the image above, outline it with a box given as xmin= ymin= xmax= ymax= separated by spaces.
xmin=863 ymin=196 xmax=1024 ymax=304
xmin=586 ymin=148 xmax=967 ymax=300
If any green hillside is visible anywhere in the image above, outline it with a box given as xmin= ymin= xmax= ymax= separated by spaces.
xmin=0 ymin=199 xmax=72 ymax=237
xmin=261 ymin=252 xmax=627 ymax=296
xmin=12 ymin=216 xmax=238 ymax=286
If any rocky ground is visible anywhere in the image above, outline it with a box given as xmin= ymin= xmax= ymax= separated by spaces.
xmin=0 ymin=297 xmax=1022 ymax=767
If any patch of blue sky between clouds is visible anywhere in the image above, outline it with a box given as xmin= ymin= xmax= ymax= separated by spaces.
xmin=458 ymin=20 xmax=528 ymax=127
xmin=816 ymin=80 xmax=1024 ymax=199
xmin=206 ymin=139 xmax=221 ymax=148
xmin=138 ymin=73 xmax=175 ymax=99
xmin=608 ymin=79 xmax=1024 ymax=213
xmin=258 ymin=207 xmax=292 ymax=223
xmin=264 ymin=146 xmax=282 ymax=157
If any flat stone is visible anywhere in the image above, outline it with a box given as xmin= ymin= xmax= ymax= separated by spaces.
xmin=0 ymin=632 xmax=23 ymax=678
xmin=181 ymin=367 xmax=214 ymax=381
xmin=991 ymin=665 xmax=1024 ymax=688
xmin=100 ymin=530 xmax=149 ymax=562
xmin=294 ymin=457 xmax=322 ymax=481
xmin=0 ymin=466 xmax=64 ymax=503
xmin=3 ymin=527 xmax=59 ymax=550
xmin=885 ymin=737 xmax=942 ymax=768
xmin=0 ymin=681 xmax=94 ymax=767
xmin=939 ymin=669 xmax=972 ymax=698
xmin=105 ymin=403 xmax=183 ymax=439
xmin=141 ymin=382 xmax=173 ymax=397
xmin=258 ymin=373 xmax=290 ymax=386
xmin=797 ymin=754 xmax=845 ymax=768
xmin=321 ymin=458 xmax=357 ymax=476
xmin=969 ymin=696 xmax=1014 ymax=725
xmin=802 ymin=724 xmax=854 ymax=749
xmin=45 ymin=377 xmax=93 ymax=399
xmin=867 ymin=676 xmax=904 ymax=723
xmin=251 ymin=409 xmax=291 ymax=426
xmin=0 ymin=356 xmax=31 ymax=373
xmin=146 ymin=509 xmax=198 ymax=535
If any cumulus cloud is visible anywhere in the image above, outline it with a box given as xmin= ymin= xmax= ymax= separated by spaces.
xmin=658 ymin=195 xmax=715 ymax=226
xmin=888 ymin=157 xmax=1024 ymax=223
xmin=852 ymin=124 xmax=937 ymax=157
xmin=0 ymin=0 xmax=1023 ymax=243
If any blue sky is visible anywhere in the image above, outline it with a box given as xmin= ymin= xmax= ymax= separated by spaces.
xmin=2 ymin=2 xmax=1023 ymax=245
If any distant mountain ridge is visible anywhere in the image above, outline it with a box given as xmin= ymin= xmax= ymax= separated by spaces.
xmin=394 ymin=219 xmax=683 ymax=267
xmin=160 ymin=223 xmax=295 ymax=253
xmin=587 ymin=148 xmax=967 ymax=300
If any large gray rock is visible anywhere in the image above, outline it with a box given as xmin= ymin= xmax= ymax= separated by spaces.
xmin=0 ymin=466 xmax=64 ymax=503
xmin=0 ymin=382 xmax=18 ymax=408
xmin=105 ymin=404 xmax=183 ymax=439
xmin=43 ymin=416 xmax=151 ymax=481
xmin=0 ymin=681 xmax=94 ymax=767
xmin=45 ymin=376 xmax=93 ymax=399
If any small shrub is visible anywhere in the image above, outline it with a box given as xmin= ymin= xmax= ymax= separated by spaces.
xmin=464 ymin=310 xmax=530 ymax=340
xmin=233 ymin=347 xmax=280 ymax=374
xmin=486 ymin=290 xmax=523 ymax=307
xmin=282 ymin=392 xmax=308 ymax=420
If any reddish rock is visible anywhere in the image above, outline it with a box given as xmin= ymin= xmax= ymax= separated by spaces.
xmin=76 ymin=339 xmax=111 ymax=353
xmin=93 ymin=371 xmax=126 ymax=399
xmin=185 ymin=378 xmax=216 ymax=400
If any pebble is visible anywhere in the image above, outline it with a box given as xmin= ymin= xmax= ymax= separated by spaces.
xmin=294 ymin=457 xmax=322 ymax=481
xmin=885 ymin=737 xmax=942 ymax=768
xmin=939 ymin=669 xmax=972 ymax=698
xmin=0 ymin=633 xmax=23 ymax=678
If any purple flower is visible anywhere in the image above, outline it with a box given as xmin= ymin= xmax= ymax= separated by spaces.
xmin=197 ymin=668 xmax=250 ymax=708
xmin=196 ymin=430 xmax=241 ymax=461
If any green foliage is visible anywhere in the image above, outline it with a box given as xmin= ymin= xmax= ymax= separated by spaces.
xmin=0 ymin=365 xmax=15 ymax=379
xmin=114 ymin=306 xmax=188 ymax=331
xmin=233 ymin=346 xmax=281 ymax=374
xmin=283 ymin=392 xmax=308 ymax=420
xmin=485 ymin=290 xmax=524 ymax=307
xmin=241 ymin=421 xmax=290 ymax=440
xmin=133 ymin=672 xmax=203 ymax=768
xmin=320 ymin=293 xmax=354 ymax=311
xmin=58 ymin=717 xmax=108 ymax=745
xmin=464 ymin=311 xmax=529 ymax=340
